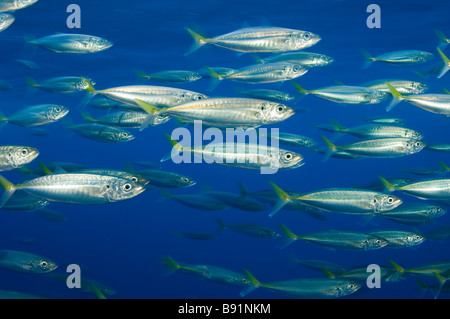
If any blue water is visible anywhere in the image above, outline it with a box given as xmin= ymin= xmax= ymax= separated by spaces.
xmin=0 ymin=0 xmax=449 ymax=299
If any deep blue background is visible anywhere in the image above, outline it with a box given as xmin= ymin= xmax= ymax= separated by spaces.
xmin=0 ymin=0 xmax=449 ymax=299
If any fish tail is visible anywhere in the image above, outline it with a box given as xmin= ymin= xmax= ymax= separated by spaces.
xmin=0 ymin=110 xmax=8 ymax=125
xmin=268 ymin=182 xmax=292 ymax=217
xmin=0 ymin=175 xmax=17 ymax=209
xmin=291 ymin=81 xmax=309 ymax=95
xmin=240 ymin=269 xmax=263 ymax=297
xmin=388 ymin=260 xmax=405 ymax=273
xmin=203 ymin=66 xmax=223 ymax=91
xmin=251 ymin=54 xmax=264 ymax=64
xmin=433 ymin=272 xmax=447 ymax=299
xmin=161 ymin=255 xmax=182 ymax=275
xmin=438 ymin=161 xmax=450 ymax=171
xmin=78 ymin=81 xmax=97 ymax=110
xmin=443 ymin=87 xmax=450 ymax=94
xmin=320 ymin=135 xmax=338 ymax=162
xmin=38 ymin=161 xmax=53 ymax=175
xmin=385 ymin=82 xmax=404 ymax=112
xmin=80 ymin=111 xmax=96 ymax=123
xmin=436 ymin=47 xmax=450 ymax=79
xmin=215 ymin=218 xmax=227 ymax=234
xmin=161 ymin=132 xmax=184 ymax=162
xmin=133 ymin=99 xmax=161 ymax=131
xmin=436 ymin=29 xmax=450 ymax=50
xmin=184 ymin=28 xmax=208 ymax=56
xmin=25 ymin=76 xmax=38 ymax=88
xmin=91 ymin=283 xmax=107 ymax=300
xmin=134 ymin=69 xmax=151 ymax=80
xmin=237 ymin=182 xmax=249 ymax=197
xmin=278 ymin=224 xmax=300 ymax=248
xmin=361 ymin=49 xmax=375 ymax=69
xmin=321 ymin=266 xmax=337 ymax=279
xmin=378 ymin=175 xmax=397 ymax=192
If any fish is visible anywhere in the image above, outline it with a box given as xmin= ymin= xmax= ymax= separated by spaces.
xmin=81 ymin=111 xmax=155 ymax=128
xmin=269 ymin=182 xmax=402 ymax=217
xmin=85 ymin=83 xmax=208 ymax=110
xmin=185 ymin=26 xmax=321 ymax=55
xmin=205 ymin=62 xmax=308 ymax=88
xmin=378 ymin=204 xmax=447 ymax=225
xmin=162 ymin=256 xmax=251 ymax=287
xmin=26 ymin=76 xmax=95 ymax=93
xmin=88 ymin=96 xmax=145 ymax=112
xmin=14 ymin=59 xmax=39 ymax=70
xmin=321 ymin=135 xmax=425 ymax=160
xmin=240 ymin=269 xmax=361 ymax=298
xmin=400 ymin=161 xmax=450 ymax=176
xmin=279 ymin=224 xmax=389 ymax=250
xmin=426 ymin=143 xmax=450 ymax=152
xmin=368 ymin=230 xmax=425 ymax=248
xmin=238 ymin=88 xmax=295 ymax=102
xmin=361 ymin=177 xmax=416 ymax=192
xmin=197 ymin=66 xmax=237 ymax=79
xmin=0 ymin=250 xmax=57 ymax=274
xmin=216 ymin=218 xmax=280 ymax=239
xmin=0 ymin=173 xmax=146 ymax=207
xmin=1 ymin=190 xmax=49 ymax=212
xmin=136 ymin=69 xmax=202 ymax=83
xmin=35 ymin=208 xmax=66 ymax=223
xmin=363 ymin=116 xmax=405 ymax=125
xmin=0 ymin=0 xmax=37 ymax=12
xmin=316 ymin=120 xmax=423 ymax=140
xmin=320 ymin=264 xmax=407 ymax=283
xmin=48 ymin=273 xmax=116 ymax=296
xmin=436 ymin=47 xmax=450 ymax=78
xmin=202 ymin=187 xmax=265 ymax=212
xmin=164 ymin=133 xmax=304 ymax=172
xmin=259 ymin=132 xmax=317 ymax=148
xmin=127 ymin=169 xmax=196 ymax=188
xmin=362 ymin=49 xmax=434 ymax=69
xmin=0 ymin=12 xmax=14 ymax=31
xmin=160 ymin=189 xmax=228 ymax=211
xmin=254 ymin=51 xmax=334 ymax=68
xmin=136 ymin=98 xmax=295 ymax=130
xmin=386 ymin=82 xmax=450 ymax=115
xmin=0 ymin=146 xmax=39 ymax=171
xmin=27 ymin=33 xmax=113 ymax=54
xmin=379 ymin=176 xmax=450 ymax=201
xmin=67 ymin=123 xmax=135 ymax=143
xmin=436 ymin=30 xmax=450 ymax=50
xmin=292 ymin=82 xmax=389 ymax=104
xmin=0 ymin=104 xmax=69 ymax=127
xmin=360 ymin=79 xmax=428 ymax=95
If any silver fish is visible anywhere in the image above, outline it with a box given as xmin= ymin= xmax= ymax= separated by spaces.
xmin=86 ymin=84 xmax=208 ymax=109
xmin=0 ymin=173 xmax=146 ymax=206
xmin=68 ymin=123 xmax=135 ymax=143
xmin=362 ymin=50 xmax=434 ymax=68
xmin=27 ymin=76 xmax=95 ymax=93
xmin=0 ymin=104 xmax=69 ymax=127
xmin=0 ymin=12 xmax=14 ymax=31
xmin=322 ymin=136 xmax=425 ymax=159
xmin=81 ymin=111 xmax=160 ymax=128
xmin=136 ymin=69 xmax=202 ymax=83
xmin=380 ymin=176 xmax=450 ymax=200
xmin=0 ymin=146 xmax=39 ymax=171
xmin=0 ymin=250 xmax=57 ymax=274
xmin=0 ymin=0 xmax=37 ymax=12
xmin=185 ymin=26 xmax=321 ymax=55
xmin=238 ymin=88 xmax=295 ymax=102
xmin=137 ymin=98 xmax=295 ymax=130
xmin=27 ymin=33 xmax=113 ymax=54
xmin=128 ymin=169 xmax=196 ymax=188
xmin=255 ymin=51 xmax=334 ymax=67
xmin=293 ymin=82 xmax=389 ymax=104
xmin=378 ymin=204 xmax=447 ymax=225
xmin=369 ymin=230 xmax=425 ymax=248
xmin=361 ymin=79 xmax=428 ymax=95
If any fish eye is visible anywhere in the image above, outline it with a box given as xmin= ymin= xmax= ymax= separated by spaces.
xmin=277 ymin=105 xmax=285 ymax=112
xmin=293 ymin=66 xmax=300 ymax=72
xmin=303 ymin=32 xmax=311 ymax=40
xmin=122 ymin=132 xmax=128 ymax=137
xmin=373 ymin=198 xmax=378 ymax=203
xmin=106 ymin=184 xmax=110 ymax=189
xmin=387 ymin=197 xmax=394 ymax=203
xmin=284 ymin=153 xmax=293 ymax=160
xmin=196 ymin=95 xmax=204 ymax=100
xmin=131 ymin=177 xmax=138 ymax=182
xmin=123 ymin=183 xmax=132 ymax=191
xmin=415 ymin=142 xmax=422 ymax=147
xmin=181 ymin=177 xmax=189 ymax=182
xmin=21 ymin=149 xmax=28 ymax=156
xmin=40 ymin=261 xmax=48 ymax=268
xmin=55 ymin=106 xmax=61 ymax=112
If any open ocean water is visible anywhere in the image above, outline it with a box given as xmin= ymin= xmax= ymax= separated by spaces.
xmin=0 ymin=0 xmax=449 ymax=301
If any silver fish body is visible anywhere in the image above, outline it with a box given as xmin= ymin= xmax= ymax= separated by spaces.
xmin=2 ymin=104 xmax=69 ymax=127
xmin=0 ymin=0 xmax=37 ymax=12
xmin=258 ymin=51 xmax=334 ymax=67
xmin=69 ymin=124 xmax=135 ymax=143
xmin=333 ymin=138 xmax=425 ymax=158
xmin=0 ymin=12 xmax=14 ymax=31
xmin=28 ymin=33 xmax=113 ymax=54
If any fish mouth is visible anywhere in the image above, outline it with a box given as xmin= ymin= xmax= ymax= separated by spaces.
xmin=288 ymin=159 xmax=305 ymax=169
